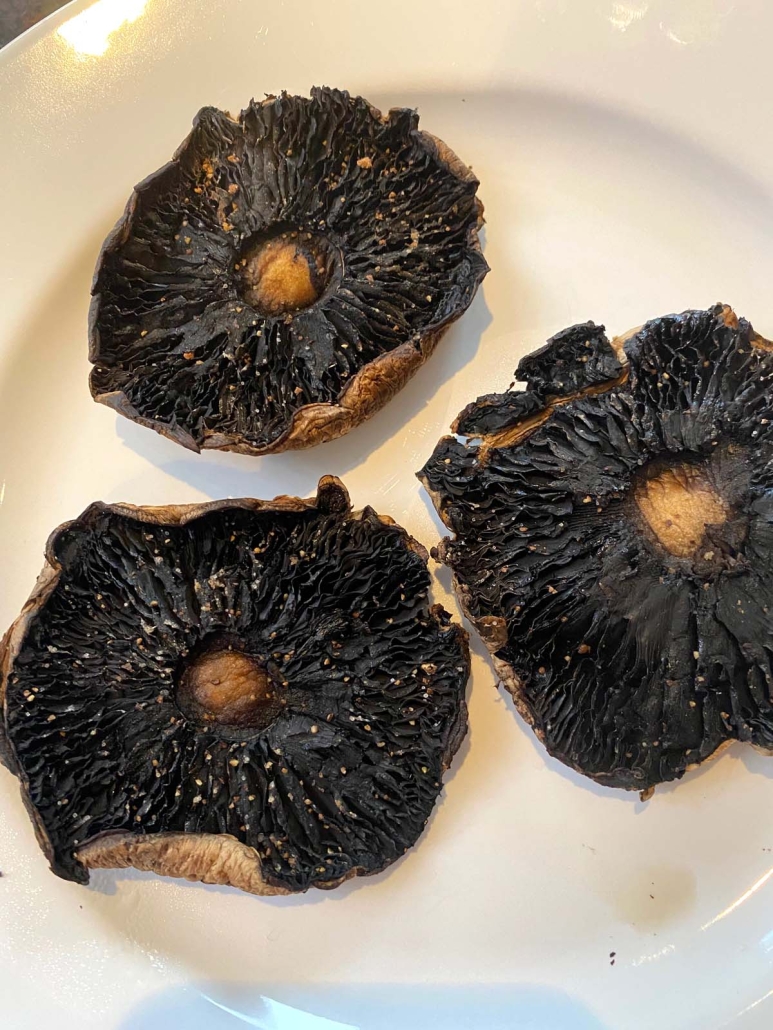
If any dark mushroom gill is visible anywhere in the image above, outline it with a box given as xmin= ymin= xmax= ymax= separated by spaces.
xmin=1 ymin=479 xmax=469 ymax=892
xmin=420 ymin=305 xmax=773 ymax=792
xmin=89 ymin=87 xmax=487 ymax=455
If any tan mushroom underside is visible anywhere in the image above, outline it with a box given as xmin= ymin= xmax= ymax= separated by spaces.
xmin=76 ymin=832 xmax=292 ymax=895
xmin=634 ymin=465 xmax=729 ymax=558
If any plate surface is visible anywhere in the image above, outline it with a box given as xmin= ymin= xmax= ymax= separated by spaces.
xmin=2 ymin=1 xmax=773 ymax=1027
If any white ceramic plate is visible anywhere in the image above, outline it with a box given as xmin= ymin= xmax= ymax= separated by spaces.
xmin=2 ymin=1 xmax=773 ymax=1027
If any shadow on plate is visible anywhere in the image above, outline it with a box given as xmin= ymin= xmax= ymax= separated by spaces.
xmin=118 ymin=982 xmax=610 ymax=1030
xmin=738 ymin=744 xmax=773 ymax=782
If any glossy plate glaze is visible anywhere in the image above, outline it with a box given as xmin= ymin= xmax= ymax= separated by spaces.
xmin=1 ymin=1 xmax=772 ymax=1027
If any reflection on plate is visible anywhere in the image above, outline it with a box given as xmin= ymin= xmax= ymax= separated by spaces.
xmin=2 ymin=1 xmax=773 ymax=1028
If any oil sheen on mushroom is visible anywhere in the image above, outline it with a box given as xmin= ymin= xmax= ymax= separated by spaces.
xmin=420 ymin=304 xmax=773 ymax=793
xmin=0 ymin=478 xmax=469 ymax=893
xmin=89 ymin=88 xmax=487 ymax=456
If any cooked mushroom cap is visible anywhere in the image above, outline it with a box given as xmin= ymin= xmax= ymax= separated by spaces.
xmin=0 ymin=478 xmax=469 ymax=893
xmin=420 ymin=304 xmax=773 ymax=792
xmin=89 ymin=87 xmax=487 ymax=455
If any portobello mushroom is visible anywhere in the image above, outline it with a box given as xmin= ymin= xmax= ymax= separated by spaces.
xmin=1 ymin=478 xmax=469 ymax=894
xmin=420 ymin=304 xmax=773 ymax=794
xmin=89 ymin=87 xmax=487 ymax=455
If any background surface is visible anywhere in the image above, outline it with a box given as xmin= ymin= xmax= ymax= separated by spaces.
xmin=0 ymin=0 xmax=64 ymax=47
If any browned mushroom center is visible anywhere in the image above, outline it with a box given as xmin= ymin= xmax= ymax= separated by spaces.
xmin=177 ymin=649 xmax=278 ymax=729
xmin=633 ymin=464 xmax=729 ymax=558
xmin=237 ymin=229 xmax=337 ymax=315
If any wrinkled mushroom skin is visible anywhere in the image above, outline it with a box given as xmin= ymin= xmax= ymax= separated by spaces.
xmin=89 ymin=88 xmax=488 ymax=455
xmin=1 ymin=478 xmax=469 ymax=893
xmin=420 ymin=304 xmax=773 ymax=792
